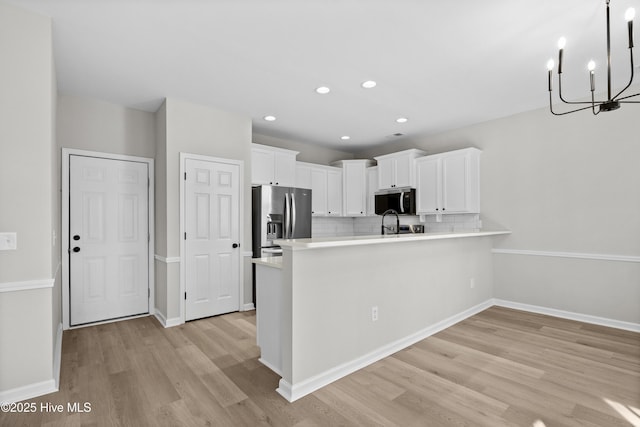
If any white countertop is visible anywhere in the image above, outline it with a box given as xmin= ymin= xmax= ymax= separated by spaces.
xmin=252 ymin=256 xmax=283 ymax=269
xmin=275 ymin=230 xmax=510 ymax=250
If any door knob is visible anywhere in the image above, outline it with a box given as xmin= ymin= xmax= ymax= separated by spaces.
xmin=73 ymin=235 xmax=80 ymax=241
xmin=232 ymin=243 xmax=239 ymax=248
xmin=72 ymin=247 xmax=81 ymax=253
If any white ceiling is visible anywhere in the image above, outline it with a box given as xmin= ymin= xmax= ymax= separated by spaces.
xmin=7 ymin=0 xmax=640 ymax=151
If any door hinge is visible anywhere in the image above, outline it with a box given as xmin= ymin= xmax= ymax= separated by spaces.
xmin=184 ymin=172 xmax=187 ymax=180
xmin=184 ymin=232 xmax=187 ymax=240
xmin=148 ymin=177 xmax=150 ymax=188
xmin=184 ymin=292 xmax=187 ymax=300
xmin=148 ymin=233 xmax=150 ymax=243
xmin=148 ymin=288 xmax=150 ymax=298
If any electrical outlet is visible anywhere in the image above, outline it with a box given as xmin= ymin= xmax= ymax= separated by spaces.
xmin=0 ymin=233 xmax=17 ymax=250
xmin=470 ymin=278 xmax=475 ymax=289
xmin=371 ymin=306 xmax=379 ymax=322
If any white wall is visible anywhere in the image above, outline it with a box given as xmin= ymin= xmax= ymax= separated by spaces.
xmin=355 ymin=102 xmax=640 ymax=324
xmin=0 ymin=1 xmax=56 ymax=399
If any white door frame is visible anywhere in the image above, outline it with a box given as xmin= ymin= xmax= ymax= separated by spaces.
xmin=62 ymin=148 xmax=155 ymax=330
xmin=179 ymin=152 xmax=245 ymax=324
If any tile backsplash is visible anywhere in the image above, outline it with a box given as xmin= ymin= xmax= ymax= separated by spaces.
xmin=312 ymin=213 xmax=482 ymax=237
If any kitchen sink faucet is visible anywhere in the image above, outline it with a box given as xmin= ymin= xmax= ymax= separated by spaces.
xmin=381 ymin=209 xmax=400 ymax=235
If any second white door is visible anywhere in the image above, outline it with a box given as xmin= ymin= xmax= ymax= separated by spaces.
xmin=185 ymin=158 xmax=241 ymax=321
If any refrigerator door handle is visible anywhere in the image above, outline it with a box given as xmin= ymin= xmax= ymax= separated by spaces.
xmin=291 ymin=192 xmax=297 ymax=238
xmin=284 ymin=193 xmax=290 ymax=239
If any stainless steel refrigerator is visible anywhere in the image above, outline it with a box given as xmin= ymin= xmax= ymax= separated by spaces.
xmin=252 ymin=185 xmax=312 ymax=258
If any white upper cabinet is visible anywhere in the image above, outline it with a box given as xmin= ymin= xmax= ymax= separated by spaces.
xmin=326 ymin=168 xmax=343 ymax=216
xmin=331 ymin=160 xmax=374 ymax=217
xmin=295 ymin=162 xmax=312 ymax=189
xmin=416 ymin=148 xmax=481 ymax=215
xmin=299 ymin=162 xmax=343 ymax=216
xmin=374 ymin=149 xmax=426 ymax=189
xmin=366 ymin=166 xmax=378 ymax=216
xmin=251 ymin=143 xmax=298 ymax=186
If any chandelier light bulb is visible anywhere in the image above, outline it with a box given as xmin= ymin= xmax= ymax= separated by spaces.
xmin=625 ymin=8 xmax=635 ymax=22
xmin=557 ymin=37 xmax=567 ymax=49
xmin=547 ymin=59 xmax=555 ymax=70
xmin=587 ymin=60 xmax=596 ymax=71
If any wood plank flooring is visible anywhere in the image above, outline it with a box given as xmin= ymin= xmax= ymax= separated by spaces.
xmin=1 ymin=306 xmax=638 ymax=426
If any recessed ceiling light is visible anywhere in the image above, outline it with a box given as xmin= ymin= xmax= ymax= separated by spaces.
xmin=396 ymin=117 xmax=408 ymax=123
xmin=361 ymin=80 xmax=377 ymax=89
xmin=340 ymin=135 xmax=351 ymax=140
xmin=315 ymin=86 xmax=331 ymax=94
xmin=263 ymin=115 xmax=276 ymax=121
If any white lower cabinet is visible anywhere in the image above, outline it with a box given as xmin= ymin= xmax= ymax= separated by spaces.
xmin=416 ymin=148 xmax=481 ymax=214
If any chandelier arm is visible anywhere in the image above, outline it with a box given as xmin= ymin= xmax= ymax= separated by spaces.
xmin=558 ymin=74 xmax=607 ymax=105
xmin=617 ymin=92 xmax=640 ymax=101
xmin=612 ymin=48 xmax=635 ymax=100
xmin=549 ymin=92 xmax=600 ymax=115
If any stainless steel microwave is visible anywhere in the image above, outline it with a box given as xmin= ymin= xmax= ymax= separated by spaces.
xmin=374 ymin=188 xmax=416 ymax=215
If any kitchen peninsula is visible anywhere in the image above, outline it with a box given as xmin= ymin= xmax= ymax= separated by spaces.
xmin=252 ymin=230 xmax=510 ymax=402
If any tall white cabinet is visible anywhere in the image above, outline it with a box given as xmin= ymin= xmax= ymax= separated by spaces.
xmin=251 ymin=143 xmax=298 ymax=186
xmin=331 ymin=160 xmax=375 ymax=217
xmin=415 ymin=148 xmax=481 ymax=215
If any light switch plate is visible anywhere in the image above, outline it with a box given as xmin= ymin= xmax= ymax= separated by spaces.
xmin=0 ymin=232 xmax=17 ymax=250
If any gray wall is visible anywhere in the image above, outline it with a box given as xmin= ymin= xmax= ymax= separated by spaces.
xmin=155 ymin=98 xmax=253 ymax=321
xmin=253 ymin=133 xmax=355 ymax=165
xmin=355 ymin=100 xmax=640 ymax=324
xmin=57 ymin=95 xmax=156 ymax=159
xmin=0 ymin=1 xmax=56 ymax=395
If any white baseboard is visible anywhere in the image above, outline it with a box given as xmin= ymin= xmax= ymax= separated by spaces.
xmin=277 ymin=299 xmax=494 ymax=402
xmin=53 ymin=323 xmax=63 ymax=390
xmin=492 ymin=299 xmax=640 ymax=333
xmin=0 ymin=379 xmax=57 ymax=404
xmin=242 ymin=303 xmax=255 ymax=311
xmin=153 ymin=311 xmax=181 ymax=328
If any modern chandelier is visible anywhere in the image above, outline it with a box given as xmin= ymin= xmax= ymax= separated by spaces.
xmin=547 ymin=0 xmax=639 ymax=115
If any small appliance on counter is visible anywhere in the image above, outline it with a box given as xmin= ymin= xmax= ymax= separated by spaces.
xmin=398 ymin=224 xmax=425 ymax=234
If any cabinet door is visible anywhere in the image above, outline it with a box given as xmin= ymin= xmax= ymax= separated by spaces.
xmin=295 ymin=164 xmax=312 ymax=189
xmin=441 ymin=153 xmax=468 ymax=213
xmin=377 ymin=157 xmax=395 ymax=189
xmin=394 ymin=155 xmax=413 ymax=188
xmin=343 ymin=162 xmax=366 ymax=216
xmin=326 ymin=169 xmax=343 ymax=216
xmin=366 ymin=167 xmax=378 ymax=216
xmin=310 ymin=168 xmax=327 ymax=216
xmin=416 ymin=157 xmax=440 ymax=214
xmin=273 ymin=152 xmax=296 ymax=187
xmin=251 ymin=148 xmax=275 ymax=185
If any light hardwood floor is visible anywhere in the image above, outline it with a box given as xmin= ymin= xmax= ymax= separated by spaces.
xmin=2 ymin=306 xmax=638 ymax=426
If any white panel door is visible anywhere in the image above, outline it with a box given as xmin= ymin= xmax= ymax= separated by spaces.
xmin=69 ymin=155 xmax=149 ymax=326
xmin=185 ymin=158 xmax=240 ymax=321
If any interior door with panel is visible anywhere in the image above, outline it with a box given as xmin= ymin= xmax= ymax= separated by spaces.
xmin=69 ymin=155 xmax=149 ymax=326
xmin=185 ymin=158 xmax=240 ymax=321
